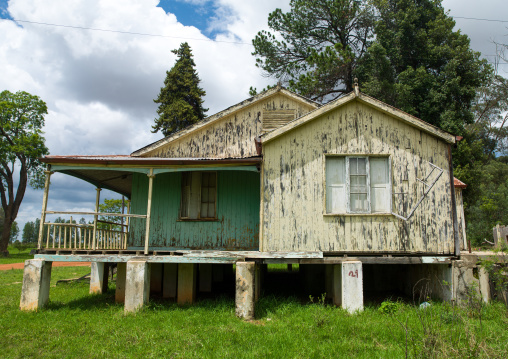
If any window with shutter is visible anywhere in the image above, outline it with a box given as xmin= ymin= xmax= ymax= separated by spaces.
xmin=325 ymin=156 xmax=391 ymax=214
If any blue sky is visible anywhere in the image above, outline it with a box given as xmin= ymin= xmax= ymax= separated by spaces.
xmin=157 ymin=0 xmax=218 ymax=36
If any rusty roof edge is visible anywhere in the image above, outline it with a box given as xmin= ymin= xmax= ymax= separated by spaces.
xmin=454 ymin=177 xmax=467 ymax=188
xmin=41 ymin=155 xmax=263 ymax=166
xmin=131 ymin=87 xmax=320 ymax=157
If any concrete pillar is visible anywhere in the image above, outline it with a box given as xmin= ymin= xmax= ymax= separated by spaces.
xmin=163 ymin=263 xmax=178 ymax=299
xmin=199 ymin=264 xmax=212 ymax=292
xmin=235 ymin=261 xmax=256 ymax=320
xmin=124 ymin=260 xmax=150 ymax=313
xmin=90 ymin=262 xmax=109 ymax=294
xmin=333 ymin=261 xmax=363 ymax=313
xmin=177 ymin=263 xmax=197 ymax=305
xmin=478 ymin=267 xmax=491 ymax=303
xmin=452 ymin=260 xmax=479 ymax=302
xmin=20 ymin=259 xmax=53 ymax=311
xmin=150 ymin=263 xmax=163 ymax=294
xmin=115 ymin=262 xmax=126 ymax=303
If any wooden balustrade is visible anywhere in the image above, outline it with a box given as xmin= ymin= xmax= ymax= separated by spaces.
xmin=41 ymin=221 xmax=128 ymax=250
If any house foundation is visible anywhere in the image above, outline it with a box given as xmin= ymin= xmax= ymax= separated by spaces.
xmin=235 ymin=261 xmax=256 ymax=320
xmin=90 ymin=262 xmax=109 ymax=294
xmin=115 ymin=262 xmax=126 ymax=303
xmin=332 ymin=261 xmax=364 ymax=313
xmin=20 ymin=259 xmax=52 ymax=311
xmin=124 ymin=260 xmax=150 ymax=313
xmin=177 ymin=263 xmax=197 ymax=305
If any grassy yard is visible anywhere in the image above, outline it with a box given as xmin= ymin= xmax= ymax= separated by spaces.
xmin=1 ymin=266 xmax=507 ymax=358
xmin=0 ymin=246 xmax=35 ymax=264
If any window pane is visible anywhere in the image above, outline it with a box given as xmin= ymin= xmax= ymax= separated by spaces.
xmin=202 ymin=188 xmax=209 ymax=202
xmin=326 ymin=157 xmax=346 ymax=213
xmin=201 ymin=203 xmax=208 ymax=218
xmin=208 ymin=203 xmax=215 ymax=218
xmin=370 ymin=157 xmax=390 ymax=213
xmin=351 ymin=193 xmax=368 ymax=212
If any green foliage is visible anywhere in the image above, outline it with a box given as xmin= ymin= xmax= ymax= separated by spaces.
xmin=252 ymin=0 xmax=375 ymax=102
xmin=0 ymin=90 xmax=49 ymax=256
xmin=9 ymin=221 xmax=18 ymax=243
xmin=98 ymin=198 xmax=125 ymax=230
xmin=480 ymin=249 xmax=508 ymax=305
xmin=22 ymin=218 xmax=40 ymax=244
xmin=358 ymin=0 xmax=492 ymax=134
xmin=379 ymin=300 xmax=399 ymax=314
xmin=152 ymin=42 xmax=208 ymax=137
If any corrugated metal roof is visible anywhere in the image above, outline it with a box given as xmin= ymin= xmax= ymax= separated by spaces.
xmin=41 ymin=155 xmax=262 ymax=166
xmin=454 ymin=177 xmax=467 ymax=188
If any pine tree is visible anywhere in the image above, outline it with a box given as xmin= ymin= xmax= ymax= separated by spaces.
xmin=152 ymin=42 xmax=208 ymax=137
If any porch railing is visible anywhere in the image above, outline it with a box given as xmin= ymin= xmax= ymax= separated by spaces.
xmin=42 ymin=220 xmax=129 ymax=250
xmin=39 ymin=211 xmax=147 ymax=251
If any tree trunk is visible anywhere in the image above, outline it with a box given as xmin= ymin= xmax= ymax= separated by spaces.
xmin=0 ymin=215 xmax=12 ymax=256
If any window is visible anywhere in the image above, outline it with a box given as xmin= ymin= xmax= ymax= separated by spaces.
xmin=326 ymin=156 xmax=391 ymax=214
xmin=180 ymin=171 xmax=217 ymax=220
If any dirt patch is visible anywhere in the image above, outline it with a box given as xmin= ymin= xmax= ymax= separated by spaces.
xmin=0 ymin=262 xmax=91 ymax=270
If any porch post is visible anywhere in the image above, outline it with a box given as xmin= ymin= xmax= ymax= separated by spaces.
xmin=92 ymin=188 xmax=101 ymax=250
xmin=144 ymin=169 xmax=155 ymax=255
xmin=37 ymin=169 xmax=53 ymax=250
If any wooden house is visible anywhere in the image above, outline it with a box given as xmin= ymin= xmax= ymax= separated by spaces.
xmin=20 ymin=84 xmax=480 ymax=317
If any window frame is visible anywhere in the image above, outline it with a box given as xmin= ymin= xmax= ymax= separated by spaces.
xmin=179 ymin=171 xmax=218 ymax=221
xmin=324 ymin=155 xmax=392 ymax=215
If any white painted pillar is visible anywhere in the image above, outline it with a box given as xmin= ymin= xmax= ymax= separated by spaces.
xmin=115 ymin=262 xmax=126 ymax=303
xmin=37 ymin=170 xmax=53 ymax=249
xmin=20 ymin=259 xmax=53 ymax=311
xmin=144 ymin=169 xmax=155 ymax=255
xmin=90 ymin=262 xmax=109 ymax=294
xmin=235 ymin=261 xmax=256 ymax=320
xmin=479 ymin=267 xmax=491 ymax=303
xmin=124 ymin=260 xmax=150 ymax=313
xmin=92 ymin=188 xmax=101 ymax=250
xmin=333 ymin=261 xmax=363 ymax=313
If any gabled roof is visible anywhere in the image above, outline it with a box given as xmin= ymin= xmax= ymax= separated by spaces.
xmin=261 ymin=88 xmax=456 ymax=144
xmin=132 ymin=85 xmax=320 ymax=157
xmin=454 ymin=178 xmax=467 ymax=189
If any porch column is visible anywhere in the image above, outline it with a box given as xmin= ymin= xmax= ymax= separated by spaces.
xmin=125 ymin=259 xmax=150 ymax=313
xmin=90 ymin=262 xmax=109 ymax=294
xmin=235 ymin=261 xmax=256 ymax=320
xmin=20 ymin=259 xmax=52 ymax=311
xmin=92 ymin=188 xmax=101 ymax=250
xmin=37 ymin=170 xmax=53 ymax=249
xmin=144 ymin=169 xmax=155 ymax=255
xmin=332 ymin=261 xmax=363 ymax=313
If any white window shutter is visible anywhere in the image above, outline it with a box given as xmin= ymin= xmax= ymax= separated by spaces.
xmin=326 ymin=157 xmax=346 ymax=213
xmin=370 ymin=157 xmax=390 ymax=213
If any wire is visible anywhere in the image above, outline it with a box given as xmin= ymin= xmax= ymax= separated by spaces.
xmin=453 ymin=16 xmax=508 ymax=23
xmin=0 ymin=18 xmax=252 ymax=45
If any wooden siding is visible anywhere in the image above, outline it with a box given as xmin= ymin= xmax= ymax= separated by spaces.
xmin=455 ymin=188 xmax=467 ymax=250
xmin=143 ymin=94 xmax=315 ymax=159
xmin=262 ymin=100 xmax=455 ymax=254
xmin=128 ymin=171 xmax=260 ymax=250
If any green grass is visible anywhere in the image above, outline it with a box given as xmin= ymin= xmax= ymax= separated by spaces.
xmin=0 ymin=246 xmax=35 ymax=264
xmin=1 ymin=267 xmax=507 ymax=358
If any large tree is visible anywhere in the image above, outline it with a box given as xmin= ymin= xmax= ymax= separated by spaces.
xmin=252 ymin=0 xmax=375 ymax=102
xmin=0 ymin=90 xmax=49 ymax=256
xmin=152 ymin=42 xmax=208 ymax=137
xmin=357 ymin=0 xmax=491 ymax=134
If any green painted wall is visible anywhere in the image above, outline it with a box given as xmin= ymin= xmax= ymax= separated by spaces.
xmin=128 ymin=171 xmax=260 ymax=250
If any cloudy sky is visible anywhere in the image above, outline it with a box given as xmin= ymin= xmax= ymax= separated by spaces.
xmin=0 ymin=0 xmax=507 ymax=239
